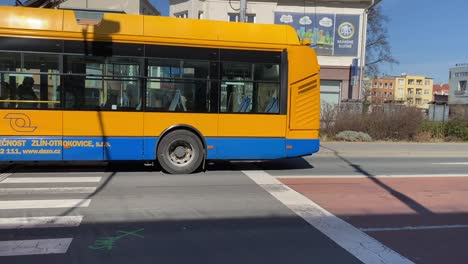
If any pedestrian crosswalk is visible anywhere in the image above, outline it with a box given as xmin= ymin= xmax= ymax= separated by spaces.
xmin=0 ymin=171 xmax=102 ymax=257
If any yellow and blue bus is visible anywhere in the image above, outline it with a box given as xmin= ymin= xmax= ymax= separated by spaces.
xmin=0 ymin=6 xmax=320 ymax=174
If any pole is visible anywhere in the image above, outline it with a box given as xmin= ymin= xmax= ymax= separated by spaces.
xmin=358 ymin=0 xmax=375 ymax=101
xmin=240 ymin=0 xmax=246 ymax=22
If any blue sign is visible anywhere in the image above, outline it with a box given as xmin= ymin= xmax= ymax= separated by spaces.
xmin=274 ymin=12 xmax=360 ymax=56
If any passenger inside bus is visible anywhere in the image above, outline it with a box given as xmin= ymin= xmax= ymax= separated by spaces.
xmin=17 ymin=77 xmax=38 ymax=109
xmin=0 ymin=81 xmax=10 ymax=108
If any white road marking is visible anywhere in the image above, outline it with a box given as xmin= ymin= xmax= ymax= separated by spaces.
xmin=0 ymin=238 xmax=72 ymax=256
xmin=0 ymin=172 xmax=12 ymax=183
xmin=430 ymin=162 xmax=468 ymax=165
xmin=2 ymin=177 xmax=102 ymax=183
xmin=244 ymin=170 xmax=413 ymax=264
xmin=361 ymin=224 xmax=468 ymax=232
xmin=0 ymin=216 xmax=83 ymax=229
xmin=0 ymin=199 xmax=91 ymax=209
xmin=275 ymin=174 xmax=468 ymax=179
xmin=0 ymin=187 xmax=96 ymax=195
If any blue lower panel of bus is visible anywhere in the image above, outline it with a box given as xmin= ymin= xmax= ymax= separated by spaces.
xmin=206 ymin=138 xmax=320 ymax=159
xmin=62 ymin=137 xmax=144 ymax=161
xmin=285 ymin=138 xmax=320 ymax=158
xmin=0 ymin=136 xmax=145 ymax=161
xmin=0 ymin=136 xmax=319 ymax=161
xmin=0 ymin=136 xmax=63 ymax=161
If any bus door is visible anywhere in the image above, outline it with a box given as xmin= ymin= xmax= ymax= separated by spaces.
xmin=217 ymin=61 xmax=286 ymax=159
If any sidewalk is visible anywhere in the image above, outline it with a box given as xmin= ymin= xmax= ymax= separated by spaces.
xmin=318 ymin=142 xmax=468 ymax=157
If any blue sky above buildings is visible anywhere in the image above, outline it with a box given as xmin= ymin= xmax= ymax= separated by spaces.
xmin=150 ymin=0 xmax=169 ymax=16
xmin=380 ymin=0 xmax=467 ymax=84
xmin=0 ymin=0 xmax=465 ymax=83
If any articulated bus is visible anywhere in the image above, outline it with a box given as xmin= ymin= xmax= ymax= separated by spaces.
xmin=0 ymin=6 xmax=320 ymax=174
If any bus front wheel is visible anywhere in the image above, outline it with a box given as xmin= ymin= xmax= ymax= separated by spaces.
xmin=157 ymin=130 xmax=204 ymax=174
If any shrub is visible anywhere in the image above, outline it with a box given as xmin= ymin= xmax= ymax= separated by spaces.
xmin=333 ymin=105 xmax=424 ymax=141
xmin=419 ymin=121 xmax=445 ymax=139
xmin=414 ymin=131 xmax=433 ymax=142
xmin=335 ymin=130 xmax=372 ymax=142
xmin=445 ymin=119 xmax=468 ymax=141
xmin=320 ymin=103 xmax=338 ymax=137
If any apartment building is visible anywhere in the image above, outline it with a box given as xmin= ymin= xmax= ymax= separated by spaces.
xmin=448 ymin=63 xmax=468 ymax=116
xmin=394 ymin=75 xmax=433 ymax=109
xmin=370 ymin=77 xmax=395 ymax=104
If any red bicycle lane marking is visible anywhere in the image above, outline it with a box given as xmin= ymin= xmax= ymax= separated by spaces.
xmin=280 ymin=177 xmax=468 ymax=264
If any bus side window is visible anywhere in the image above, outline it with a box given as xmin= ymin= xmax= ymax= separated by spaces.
xmin=17 ymin=77 xmax=38 ymax=109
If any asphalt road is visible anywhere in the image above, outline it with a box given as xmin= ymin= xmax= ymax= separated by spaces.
xmin=0 ymin=142 xmax=467 ymax=264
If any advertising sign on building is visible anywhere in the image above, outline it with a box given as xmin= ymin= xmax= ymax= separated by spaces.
xmin=274 ymin=12 xmax=360 ymax=56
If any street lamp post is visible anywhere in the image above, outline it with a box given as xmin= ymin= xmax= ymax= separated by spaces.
xmin=240 ymin=0 xmax=246 ymax=22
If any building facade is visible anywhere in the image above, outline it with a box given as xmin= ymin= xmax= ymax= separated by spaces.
xmin=448 ymin=64 xmax=468 ymax=105
xmin=370 ymin=77 xmax=395 ymax=105
xmin=394 ymin=75 xmax=433 ymax=109
xmin=169 ymin=0 xmax=378 ymax=108
xmin=432 ymin=83 xmax=449 ymax=104
xmin=448 ymin=64 xmax=468 ymax=117
xmin=433 ymin=84 xmax=449 ymax=96
xmin=57 ymin=0 xmax=160 ymax=15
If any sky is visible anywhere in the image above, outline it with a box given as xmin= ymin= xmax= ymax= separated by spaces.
xmin=379 ymin=0 xmax=468 ymax=84
xmin=0 ymin=0 xmax=465 ymax=84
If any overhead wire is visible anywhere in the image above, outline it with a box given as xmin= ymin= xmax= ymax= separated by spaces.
xmin=229 ymin=0 xmax=240 ymax=11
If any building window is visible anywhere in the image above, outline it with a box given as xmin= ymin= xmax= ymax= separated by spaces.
xmin=384 ymin=82 xmax=388 ymax=88
xmin=416 ymin=80 xmax=422 ymax=85
xmin=416 ymin=89 xmax=422 ymax=95
xmin=408 ymin=79 xmax=414 ymax=85
xmin=229 ymin=13 xmax=256 ymax=23
xmin=398 ymin=88 xmax=404 ymax=94
xmin=379 ymin=82 xmax=383 ymax=88
xmin=423 ymin=99 xmax=429 ymax=104
xmin=424 ymin=89 xmax=430 ymax=95
xmin=399 ymin=79 xmax=404 ymax=85
xmin=389 ymin=83 xmax=393 ymax=88
xmin=175 ymin=11 xmax=189 ymax=18
xmin=415 ymin=98 xmax=422 ymax=105
xmin=390 ymin=92 xmax=393 ymax=96
xmin=198 ymin=11 xmax=204 ymax=19
xmin=425 ymin=80 xmax=431 ymax=86
xmin=373 ymin=82 xmax=377 ymax=88
xmin=455 ymin=72 xmax=468 ymax=77
xmin=459 ymin=80 xmax=467 ymax=92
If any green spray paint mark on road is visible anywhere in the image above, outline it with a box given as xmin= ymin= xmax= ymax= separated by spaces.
xmin=89 ymin=228 xmax=144 ymax=251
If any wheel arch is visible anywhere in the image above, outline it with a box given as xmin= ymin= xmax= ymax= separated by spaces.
xmin=156 ymin=124 xmax=207 ymax=165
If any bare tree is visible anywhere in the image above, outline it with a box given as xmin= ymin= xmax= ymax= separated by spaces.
xmin=365 ymin=5 xmax=398 ymax=77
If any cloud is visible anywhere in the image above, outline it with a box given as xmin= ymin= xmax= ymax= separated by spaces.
xmin=279 ymin=15 xmax=293 ymax=23
xmin=319 ymin=17 xmax=333 ymax=27
xmin=299 ymin=16 xmax=312 ymax=25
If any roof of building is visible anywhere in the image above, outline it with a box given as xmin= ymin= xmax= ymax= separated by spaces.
xmin=433 ymin=84 xmax=450 ymax=90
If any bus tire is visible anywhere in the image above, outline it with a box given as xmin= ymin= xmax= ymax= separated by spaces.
xmin=157 ymin=130 xmax=204 ymax=174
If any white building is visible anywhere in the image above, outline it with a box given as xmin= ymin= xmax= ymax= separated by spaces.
xmin=170 ymin=0 xmax=379 ymax=106
xmin=56 ymin=0 xmax=160 ymax=15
